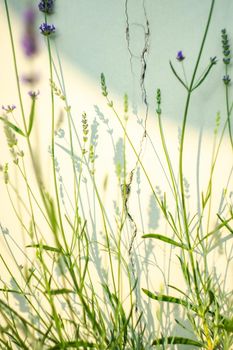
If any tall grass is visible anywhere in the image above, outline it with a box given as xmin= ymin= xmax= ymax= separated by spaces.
xmin=0 ymin=0 xmax=232 ymax=349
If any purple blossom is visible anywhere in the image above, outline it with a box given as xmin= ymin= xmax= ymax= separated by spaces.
xmin=2 ymin=105 xmax=16 ymax=113
xmin=38 ymin=0 xmax=55 ymax=14
xmin=176 ymin=50 xmax=185 ymax=62
xmin=28 ymin=90 xmax=40 ymax=99
xmin=39 ymin=23 xmax=56 ymax=36
xmin=21 ymin=7 xmax=38 ymax=57
xmin=23 ymin=8 xmax=36 ymax=25
xmin=22 ymin=33 xmax=38 ymax=56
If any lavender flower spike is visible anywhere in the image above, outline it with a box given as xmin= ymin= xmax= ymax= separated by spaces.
xmin=38 ymin=0 xmax=55 ymax=14
xmin=21 ymin=7 xmax=38 ymax=57
xmin=39 ymin=23 xmax=55 ymax=36
xmin=176 ymin=50 xmax=185 ymax=62
xmin=22 ymin=33 xmax=38 ymax=56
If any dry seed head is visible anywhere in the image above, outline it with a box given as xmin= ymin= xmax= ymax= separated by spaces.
xmin=89 ymin=144 xmax=95 ymax=163
xmin=214 ymin=112 xmax=221 ymax=135
xmin=3 ymin=163 xmax=9 ymax=184
xmin=82 ymin=112 xmax=89 ymax=143
xmin=124 ymin=94 xmax=128 ymax=113
xmin=81 ymin=112 xmax=88 ymax=155
xmin=124 ymin=94 xmax=129 ymax=121
xmin=50 ymin=79 xmax=65 ymax=100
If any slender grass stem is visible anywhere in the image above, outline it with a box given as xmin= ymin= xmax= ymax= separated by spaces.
xmin=4 ymin=0 xmax=27 ymax=132
xmin=157 ymin=112 xmax=182 ymax=238
xmin=225 ymin=81 xmax=233 ymax=149
xmin=178 ymin=1 xmax=216 ymax=345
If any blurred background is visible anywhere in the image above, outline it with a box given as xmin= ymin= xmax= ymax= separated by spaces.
xmin=6 ymin=0 xmax=233 ymax=127
xmin=0 ymin=0 xmax=232 ymax=292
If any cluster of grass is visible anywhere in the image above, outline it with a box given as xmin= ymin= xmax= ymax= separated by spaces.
xmin=0 ymin=0 xmax=232 ymax=349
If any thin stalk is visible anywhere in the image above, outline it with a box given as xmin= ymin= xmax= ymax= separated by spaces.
xmin=4 ymin=0 xmax=55 ymax=234
xmin=52 ymin=43 xmax=80 ymax=247
xmin=178 ymin=0 xmax=215 ymax=345
xmin=46 ymin=37 xmax=65 ymax=242
xmin=45 ymin=37 xmax=86 ymax=307
xmin=4 ymin=1 xmax=27 ymax=131
xmin=118 ymin=117 xmax=128 ymax=301
xmin=225 ymin=79 xmax=233 ymax=149
xmin=157 ymin=112 xmax=182 ymax=238
xmin=50 ymin=50 xmax=118 ymax=296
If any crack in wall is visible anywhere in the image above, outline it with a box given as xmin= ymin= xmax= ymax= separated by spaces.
xmin=124 ymin=0 xmax=150 ymax=257
xmin=123 ymin=0 xmax=151 ymax=326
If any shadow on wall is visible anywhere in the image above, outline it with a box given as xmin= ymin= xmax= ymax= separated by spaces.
xmin=8 ymin=0 xmax=233 ymax=129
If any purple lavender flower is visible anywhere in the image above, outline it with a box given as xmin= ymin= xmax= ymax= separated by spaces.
xmin=21 ymin=7 xmax=38 ymax=57
xmin=38 ymin=0 xmax=55 ymax=14
xmin=24 ymin=8 xmax=36 ymax=24
xmin=22 ymin=33 xmax=38 ymax=56
xmin=2 ymin=105 xmax=16 ymax=113
xmin=176 ymin=50 xmax=185 ymax=62
xmin=28 ymin=90 xmax=40 ymax=99
xmin=39 ymin=23 xmax=55 ymax=36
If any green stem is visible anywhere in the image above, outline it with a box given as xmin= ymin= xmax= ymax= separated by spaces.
xmin=157 ymin=112 xmax=182 ymax=238
xmin=4 ymin=0 xmax=27 ymax=132
xmin=178 ymin=0 xmax=215 ymax=307
xmin=225 ymin=81 xmax=233 ymax=149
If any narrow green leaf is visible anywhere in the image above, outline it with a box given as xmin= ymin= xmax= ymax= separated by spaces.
xmin=142 ymin=288 xmax=196 ymax=312
xmin=46 ymin=288 xmax=74 ymax=295
xmin=152 ymin=336 xmax=203 ymax=347
xmin=217 ymin=214 xmax=233 ymax=234
xmin=26 ymin=244 xmax=62 ymax=253
xmin=177 ymin=255 xmax=191 ymax=287
xmin=0 ymin=117 xmax=25 ymax=136
xmin=195 ymin=216 xmax=232 ymax=246
xmin=0 ymin=289 xmax=30 ymax=295
xmin=167 ymin=284 xmax=191 ymax=301
xmin=142 ymin=233 xmax=189 ymax=250
xmin=27 ymin=98 xmax=36 ymax=136
xmin=49 ymin=340 xmax=95 ymax=349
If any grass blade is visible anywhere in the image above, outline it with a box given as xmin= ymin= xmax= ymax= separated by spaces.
xmin=152 ymin=336 xmax=204 ymax=347
xmin=0 ymin=117 xmax=25 ymax=136
xmin=142 ymin=288 xmax=196 ymax=311
xmin=142 ymin=233 xmax=189 ymax=250
xmin=27 ymin=98 xmax=36 ymax=136
xmin=26 ymin=244 xmax=63 ymax=254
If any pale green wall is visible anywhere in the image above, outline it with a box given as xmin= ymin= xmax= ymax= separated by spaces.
xmin=9 ymin=0 xmax=233 ymax=129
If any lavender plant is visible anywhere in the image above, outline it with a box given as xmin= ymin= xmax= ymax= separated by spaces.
xmin=0 ymin=0 xmax=232 ymax=349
